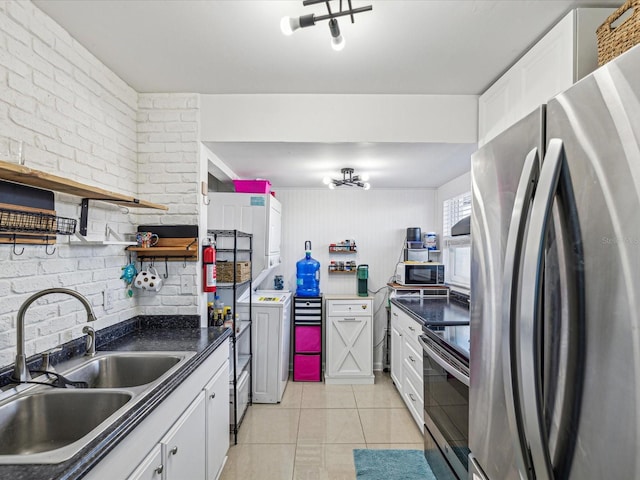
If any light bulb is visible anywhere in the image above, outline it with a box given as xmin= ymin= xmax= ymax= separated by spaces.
xmin=328 ymin=18 xmax=345 ymax=51
xmin=322 ymin=176 xmax=331 ymax=185
xmin=328 ymin=183 xmax=336 ymax=190
xmin=331 ymin=34 xmax=345 ymax=51
xmin=360 ymin=173 xmax=370 ymax=182
xmin=363 ymin=182 xmax=371 ymax=190
xmin=281 ymin=16 xmax=300 ymax=36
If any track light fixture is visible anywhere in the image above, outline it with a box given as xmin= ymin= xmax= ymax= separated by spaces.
xmin=323 ymin=168 xmax=371 ymax=190
xmin=281 ymin=0 xmax=372 ymax=51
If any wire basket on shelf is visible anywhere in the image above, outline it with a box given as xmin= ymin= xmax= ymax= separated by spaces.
xmin=597 ymin=0 xmax=640 ymax=65
xmin=0 ymin=207 xmax=77 ymax=235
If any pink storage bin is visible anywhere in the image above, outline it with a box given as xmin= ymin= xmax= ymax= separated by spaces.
xmin=293 ymin=354 xmax=321 ymax=382
xmin=233 ymin=179 xmax=271 ymax=194
xmin=295 ymin=326 xmax=321 ymax=353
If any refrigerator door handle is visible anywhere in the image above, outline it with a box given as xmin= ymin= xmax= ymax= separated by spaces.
xmin=519 ymin=138 xmax=567 ymax=480
xmin=502 ymin=147 xmax=540 ymax=480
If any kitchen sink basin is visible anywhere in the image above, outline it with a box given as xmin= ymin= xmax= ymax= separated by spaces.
xmin=0 ymin=390 xmax=132 ymax=458
xmin=0 ymin=350 xmax=195 ymax=464
xmin=64 ymin=352 xmax=188 ymax=388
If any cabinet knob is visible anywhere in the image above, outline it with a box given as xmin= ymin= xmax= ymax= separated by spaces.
xmin=170 ymin=446 xmax=178 ymax=455
xmin=409 ymin=355 xmax=415 ymax=363
xmin=210 ymin=393 xmax=216 ymax=399
xmin=155 ymin=465 xmax=164 ymax=475
xmin=409 ymin=393 xmax=416 ymax=402
xmin=408 ymin=325 xmax=415 ymax=332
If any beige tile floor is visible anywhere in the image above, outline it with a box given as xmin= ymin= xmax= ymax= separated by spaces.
xmin=220 ymin=372 xmax=424 ymax=480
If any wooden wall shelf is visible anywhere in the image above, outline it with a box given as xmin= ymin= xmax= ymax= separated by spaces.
xmin=0 ymin=160 xmax=167 ymax=210
xmin=127 ymin=237 xmax=199 ymax=261
xmin=0 ymin=160 xmax=168 ymax=236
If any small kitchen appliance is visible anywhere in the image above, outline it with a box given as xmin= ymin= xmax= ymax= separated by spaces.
xmin=357 ymin=264 xmax=368 ymax=296
xmin=396 ymin=262 xmax=444 ymax=286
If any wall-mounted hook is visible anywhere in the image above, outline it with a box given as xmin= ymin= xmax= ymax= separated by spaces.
xmin=12 ymin=235 xmax=24 ymax=256
xmin=45 ymin=243 xmax=56 ymax=255
xmin=164 ymin=257 xmax=169 ymax=279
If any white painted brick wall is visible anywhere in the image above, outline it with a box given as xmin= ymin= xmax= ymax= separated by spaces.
xmin=0 ymin=2 xmax=203 ymax=369
xmin=136 ymin=93 xmax=201 ymax=315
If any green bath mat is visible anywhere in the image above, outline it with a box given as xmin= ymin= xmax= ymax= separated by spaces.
xmin=353 ymin=449 xmax=437 ymax=480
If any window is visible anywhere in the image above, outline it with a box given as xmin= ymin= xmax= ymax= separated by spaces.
xmin=442 ymin=191 xmax=471 ymax=237
xmin=442 ymin=191 xmax=471 ymax=289
xmin=445 ymin=238 xmax=471 ymax=288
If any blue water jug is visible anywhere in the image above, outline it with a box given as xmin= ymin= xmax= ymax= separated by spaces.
xmin=296 ymin=241 xmax=320 ymax=297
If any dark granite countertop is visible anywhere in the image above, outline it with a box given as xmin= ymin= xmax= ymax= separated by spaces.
xmin=0 ymin=316 xmax=231 ymax=480
xmin=391 ymin=294 xmax=470 ymax=327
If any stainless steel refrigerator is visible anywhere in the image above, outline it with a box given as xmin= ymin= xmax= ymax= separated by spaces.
xmin=469 ymin=43 xmax=640 ymax=480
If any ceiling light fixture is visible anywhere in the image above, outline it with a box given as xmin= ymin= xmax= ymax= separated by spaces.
xmin=281 ymin=0 xmax=372 ymax=51
xmin=323 ymin=168 xmax=371 ymax=190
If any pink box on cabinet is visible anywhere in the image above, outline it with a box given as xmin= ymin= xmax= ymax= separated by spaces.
xmin=295 ymin=326 xmax=321 ymax=352
xmin=293 ymin=355 xmax=321 ymax=382
xmin=233 ymin=179 xmax=271 ymax=194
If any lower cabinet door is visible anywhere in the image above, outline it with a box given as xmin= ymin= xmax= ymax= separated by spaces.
xmin=127 ymin=444 xmax=163 ymax=480
xmin=390 ymin=320 xmax=403 ymax=388
xmin=162 ymin=391 xmax=206 ymax=479
xmin=206 ymin=361 xmax=230 ymax=480
xmin=326 ymin=315 xmax=372 ymax=378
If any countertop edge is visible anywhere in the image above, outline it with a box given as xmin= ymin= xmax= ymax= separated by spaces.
xmin=64 ymin=328 xmax=232 ymax=480
xmin=390 ymin=298 xmax=427 ymax=327
xmin=0 ymin=326 xmax=232 ymax=480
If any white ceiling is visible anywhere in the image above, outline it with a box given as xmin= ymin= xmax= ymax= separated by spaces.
xmin=204 ymin=141 xmax=478 ymax=188
xmin=33 ymin=0 xmax=620 ymax=188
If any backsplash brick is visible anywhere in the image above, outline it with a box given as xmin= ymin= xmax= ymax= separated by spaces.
xmin=0 ymin=1 xmax=203 ymax=370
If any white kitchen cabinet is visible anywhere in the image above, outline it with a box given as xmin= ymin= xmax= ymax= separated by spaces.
xmin=161 ymin=392 xmax=206 ymax=479
xmin=208 ymin=192 xmax=282 ymax=277
xmin=390 ymin=304 xmax=424 ymax=432
xmin=325 ymin=296 xmax=374 ymax=384
xmin=126 ymin=445 xmax=163 ymax=480
xmin=478 ymin=8 xmax=613 ymax=146
xmin=205 ymin=359 xmax=230 ymax=480
xmin=85 ymin=339 xmax=230 ymax=480
xmin=390 ymin=318 xmax=403 ymax=388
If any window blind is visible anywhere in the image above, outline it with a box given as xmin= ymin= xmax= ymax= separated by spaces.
xmin=442 ymin=191 xmax=471 ymax=237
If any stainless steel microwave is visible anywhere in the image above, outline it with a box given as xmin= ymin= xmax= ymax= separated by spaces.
xmin=396 ymin=262 xmax=445 ymax=285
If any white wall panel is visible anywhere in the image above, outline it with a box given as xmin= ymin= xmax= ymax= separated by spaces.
xmin=201 ymin=94 xmax=478 ymax=143
xmin=270 ymin=188 xmax=437 ymax=371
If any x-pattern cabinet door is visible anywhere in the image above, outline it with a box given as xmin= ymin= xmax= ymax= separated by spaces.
xmin=325 ymin=298 xmax=374 ymax=384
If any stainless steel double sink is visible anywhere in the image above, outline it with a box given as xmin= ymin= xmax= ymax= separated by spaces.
xmin=0 ymin=351 xmax=195 ymax=464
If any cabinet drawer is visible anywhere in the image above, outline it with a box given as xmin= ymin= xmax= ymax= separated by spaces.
xmin=294 ymin=297 xmax=323 ymax=321
xmin=403 ymin=339 xmax=423 ymax=379
xmin=402 ymin=318 xmax=422 ymax=349
xmin=293 ymin=354 xmax=322 ymax=382
xmin=403 ymin=367 xmax=424 ymax=428
xmin=327 ymin=299 xmax=372 ymax=316
xmin=295 ymin=325 xmax=321 ymax=353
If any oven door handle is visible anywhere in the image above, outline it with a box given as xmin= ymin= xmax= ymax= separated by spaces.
xmin=419 ymin=336 xmax=469 ymax=387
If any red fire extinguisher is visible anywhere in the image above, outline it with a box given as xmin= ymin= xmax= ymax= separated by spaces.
xmin=203 ymin=243 xmax=216 ymax=292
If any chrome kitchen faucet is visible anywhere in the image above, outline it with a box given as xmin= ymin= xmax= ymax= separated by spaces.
xmin=13 ymin=288 xmax=97 ymax=382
